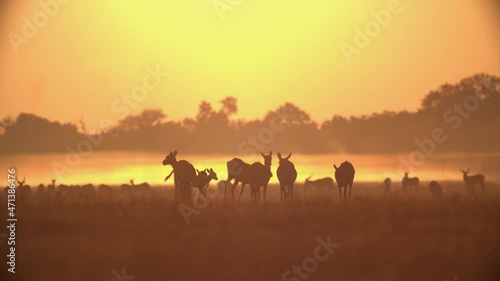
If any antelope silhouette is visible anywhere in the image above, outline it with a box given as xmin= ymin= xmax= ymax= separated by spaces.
xmin=98 ymin=184 xmax=112 ymax=192
xmin=402 ymin=172 xmax=419 ymax=192
xmin=277 ymin=153 xmax=297 ymax=201
xmin=384 ymin=178 xmax=392 ymax=194
xmin=129 ymin=179 xmax=151 ymax=191
xmin=225 ymin=152 xmax=272 ymax=202
xmin=191 ymin=168 xmax=218 ymax=203
xmin=304 ymin=176 xmax=334 ymax=194
xmin=460 ymin=167 xmax=485 ymax=193
xmin=121 ymin=179 xmax=134 ymax=191
xmin=333 ymin=161 xmax=355 ymax=200
xmin=17 ymin=175 xmax=31 ymax=196
xmin=429 ymin=181 xmax=443 ymax=198
xmin=163 ymin=151 xmax=196 ymax=201
xmin=48 ymin=178 xmax=56 ymax=192
xmin=246 ymin=152 xmax=273 ymax=202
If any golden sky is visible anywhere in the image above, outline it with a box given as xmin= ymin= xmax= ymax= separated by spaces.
xmin=1 ymin=0 xmax=499 ymax=130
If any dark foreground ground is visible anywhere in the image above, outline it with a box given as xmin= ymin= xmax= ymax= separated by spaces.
xmin=1 ymin=182 xmax=500 ymax=281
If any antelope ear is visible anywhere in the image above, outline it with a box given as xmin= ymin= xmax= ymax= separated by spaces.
xmin=173 ymin=150 xmax=178 ymax=157
xmin=261 ymin=152 xmax=265 ymax=157
xmin=278 ymin=153 xmax=282 ymax=159
xmin=286 ymin=153 xmax=292 ymax=160
xmin=269 ymin=151 xmax=272 ymax=156
xmin=333 ymin=164 xmax=338 ymax=170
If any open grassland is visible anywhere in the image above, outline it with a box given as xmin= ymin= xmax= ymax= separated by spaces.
xmin=1 ymin=182 xmax=500 ymax=281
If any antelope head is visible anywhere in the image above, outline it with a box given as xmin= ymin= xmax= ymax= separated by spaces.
xmin=460 ymin=167 xmax=470 ymax=176
xmin=207 ymin=168 xmax=218 ymax=181
xmin=261 ymin=151 xmax=272 ymax=167
xmin=129 ymin=179 xmax=134 ymax=186
xmin=17 ymin=175 xmax=26 ymax=187
xmin=162 ymin=150 xmax=178 ymax=165
xmin=277 ymin=152 xmax=292 ymax=164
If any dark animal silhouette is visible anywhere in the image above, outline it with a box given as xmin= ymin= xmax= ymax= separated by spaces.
xmin=333 ymin=161 xmax=355 ymax=200
xmin=460 ymin=167 xmax=485 ymax=193
xmin=121 ymin=179 xmax=134 ymax=191
xmin=429 ymin=181 xmax=443 ymax=198
xmin=277 ymin=153 xmax=297 ymax=201
xmin=129 ymin=179 xmax=151 ymax=191
xmin=37 ymin=184 xmax=45 ymax=193
xmin=48 ymin=178 xmax=56 ymax=192
xmin=163 ymin=151 xmax=196 ymax=200
xmin=384 ymin=178 xmax=392 ymax=194
xmin=225 ymin=152 xmax=272 ymax=201
xmin=98 ymin=184 xmax=112 ymax=192
xmin=248 ymin=152 xmax=273 ymax=202
xmin=191 ymin=168 xmax=218 ymax=203
xmin=17 ymin=175 xmax=31 ymax=196
xmin=402 ymin=172 xmax=419 ymax=192
xmin=304 ymin=176 xmax=334 ymax=194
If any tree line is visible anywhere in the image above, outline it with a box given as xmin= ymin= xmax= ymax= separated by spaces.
xmin=1 ymin=73 xmax=499 ymax=155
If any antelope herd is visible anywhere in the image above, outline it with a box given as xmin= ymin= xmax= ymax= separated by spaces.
xmin=3 ymin=151 xmax=490 ymax=202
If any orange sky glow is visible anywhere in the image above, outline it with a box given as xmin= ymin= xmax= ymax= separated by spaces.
xmin=1 ymin=0 xmax=499 ymax=130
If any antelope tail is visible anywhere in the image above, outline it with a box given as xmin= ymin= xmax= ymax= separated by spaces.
xmin=164 ymin=170 xmax=174 ymax=182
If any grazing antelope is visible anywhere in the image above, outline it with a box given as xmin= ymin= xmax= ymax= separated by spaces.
xmin=37 ymin=184 xmax=45 ymax=193
xmin=98 ymin=184 xmax=112 ymax=192
xmin=304 ymin=176 xmax=334 ymax=194
xmin=384 ymin=178 xmax=392 ymax=194
xmin=225 ymin=152 xmax=273 ymax=202
xmin=460 ymin=167 xmax=485 ymax=193
xmin=277 ymin=153 xmax=297 ymax=201
xmin=402 ymin=172 xmax=419 ymax=192
xmin=333 ymin=161 xmax=355 ymax=200
xmin=191 ymin=168 xmax=218 ymax=203
xmin=163 ymin=151 xmax=196 ymax=201
xmin=48 ymin=178 xmax=56 ymax=192
xmin=429 ymin=181 xmax=443 ymax=198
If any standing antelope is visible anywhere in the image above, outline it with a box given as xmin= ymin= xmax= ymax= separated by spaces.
xmin=429 ymin=181 xmax=443 ymax=198
xmin=163 ymin=151 xmax=196 ymax=201
xmin=191 ymin=168 xmax=218 ymax=203
xmin=277 ymin=153 xmax=297 ymax=201
xmin=225 ymin=152 xmax=272 ymax=202
xmin=460 ymin=167 xmax=485 ymax=193
xmin=402 ymin=172 xmax=419 ymax=192
xmin=17 ymin=175 xmax=31 ymax=195
xmin=48 ymin=178 xmax=56 ymax=192
xmin=384 ymin=178 xmax=392 ymax=194
xmin=333 ymin=161 xmax=355 ymax=200
xmin=304 ymin=176 xmax=334 ymax=194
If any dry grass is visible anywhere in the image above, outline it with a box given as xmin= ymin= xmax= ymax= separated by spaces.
xmin=2 ymin=182 xmax=500 ymax=281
